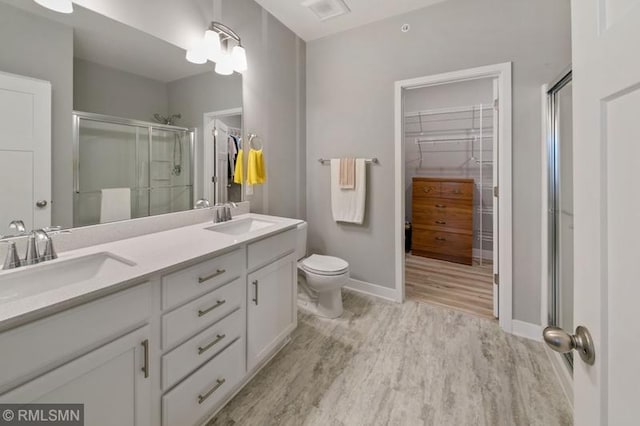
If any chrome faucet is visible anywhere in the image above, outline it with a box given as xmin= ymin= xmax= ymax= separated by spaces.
xmin=213 ymin=202 xmax=238 ymax=223
xmin=1 ymin=226 xmax=66 ymax=270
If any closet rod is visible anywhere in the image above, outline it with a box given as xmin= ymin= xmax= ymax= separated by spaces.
xmin=318 ymin=158 xmax=379 ymax=165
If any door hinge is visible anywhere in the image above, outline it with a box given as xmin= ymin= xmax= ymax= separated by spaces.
xmin=494 ymin=273 xmax=499 ymax=285
xmin=212 ymin=176 xmax=217 ymax=183
xmin=493 ymin=186 xmax=498 ymax=197
xmin=493 ymin=98 xmax=499 ymax=110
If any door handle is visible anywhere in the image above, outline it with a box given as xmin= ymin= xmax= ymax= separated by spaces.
xmin=543 ymin=325 xmax=595 ymax=365
xmin=252 ymin=280 xmax=259 ymax=305
xmin=141 ymin=339 xmax=150 ymax=378
xmin=36 ymin=200 xmax=48 ymax=208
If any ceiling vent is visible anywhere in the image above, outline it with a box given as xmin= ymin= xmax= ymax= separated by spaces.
xmin=302 ymin=0 xmax=351 ymax=21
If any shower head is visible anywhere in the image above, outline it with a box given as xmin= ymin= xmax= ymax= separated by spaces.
xmin=153 ymin=113 xmax=182 ymax=125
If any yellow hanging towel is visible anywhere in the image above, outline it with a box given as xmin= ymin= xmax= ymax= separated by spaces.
xmin=247 ymin=148 xmax=266 ymax=185
xmin=233 ymin=149 xmax=244 ymax=185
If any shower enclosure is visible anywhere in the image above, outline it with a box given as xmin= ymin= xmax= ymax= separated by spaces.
xmin=73 ymin=111 xmax=195 ymax=227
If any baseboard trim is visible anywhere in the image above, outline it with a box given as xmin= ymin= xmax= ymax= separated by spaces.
xmin=512 ymin=320 xmax=543 ymax=342
xmin=345 ymin=278 xmax=399 ymax=303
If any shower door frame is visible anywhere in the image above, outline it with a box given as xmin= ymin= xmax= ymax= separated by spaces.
xmin=72 ymin=111 xmax=195 ymax=225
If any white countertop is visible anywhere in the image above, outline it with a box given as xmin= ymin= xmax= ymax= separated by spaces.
xmin=0 ymin=213 xmax=303 ymax=332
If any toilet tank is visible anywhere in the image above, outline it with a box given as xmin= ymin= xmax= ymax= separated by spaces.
xmin=295 ymin=222 xmax=308 ymax=260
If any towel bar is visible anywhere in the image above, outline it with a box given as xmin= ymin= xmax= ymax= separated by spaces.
xmin=318 ymin=158 xmax=379 ymax=165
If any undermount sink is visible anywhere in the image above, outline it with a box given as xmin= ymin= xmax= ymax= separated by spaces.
xmin=0 ymin=252 xmax=136 ymax=303
xmin=206 ymin=217 xmax=277 ymax=236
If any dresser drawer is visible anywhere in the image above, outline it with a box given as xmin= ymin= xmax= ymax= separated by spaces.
xmin=441 ymin=181 xmax=474 ymax=200
xmin=247 ymin=229 xmax=296 ymax=271
xmin=412 ymin=230 xmax=472 ymax=264
xmin=0 ymin=283 xmax=151 ymax=394
xmin=412 ymin=203 xmax=473 ymax=235
xmin=162 ymin=279 xmax=243 ymax=350
xmin=412 ymin=180 xmax=440 ymax=199
xmin=162 ymin=338 xmax=244 ymax=426
xmin=162 ymin=309 xmax=244 ymax=391
xmin=162 ymin=248 xmax=243 ymax=311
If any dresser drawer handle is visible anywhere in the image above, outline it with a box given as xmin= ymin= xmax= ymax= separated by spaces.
xmin=451 ymin=189 xmax=462 ymax=194
xmin=198 ymin=300 xmax=226 ymax=317
xmin=423 ymin=187 xmax=432 ymax=193
xmin=435 ymin=204 xmax=447 ymax=208
xmin=198 ymin=334 xmax=226 ymax=355
xmin=198 ymin=269 xmax=226 ymax=283
xmin=435 ymin=237 xmax=447 ymax=241
xmin=435 ymin=220 xmax=447 ymax=225
xmin=198 ymin=378 xmax=226 ymax=404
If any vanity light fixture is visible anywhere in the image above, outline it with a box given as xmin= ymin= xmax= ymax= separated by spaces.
xmin=186 ymin=22 xmax=247 ymax=74
xmin=33 ymin=0 xmax=73 ymax=14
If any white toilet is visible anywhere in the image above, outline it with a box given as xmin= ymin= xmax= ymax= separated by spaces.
xmin=295 ymin=222 xmax=350 ymax=318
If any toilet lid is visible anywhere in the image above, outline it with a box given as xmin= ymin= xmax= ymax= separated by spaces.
xmin=301 ymin=254 xmax=349 ymax=275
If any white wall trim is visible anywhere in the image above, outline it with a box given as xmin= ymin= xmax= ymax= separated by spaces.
xmin=345 ymin=278 xmax=399 ymax=303
xmin=541 ymin=83 xmax=550 ymax=328
xmin=393 ymin=62 xmax=513 ymax=333
xmin=512 ymin=320 xmax=543 ymax=342
xmin=544 ymin=345 xmax=574 ymax=408
xmin=203 ymin=107 xmax=243 ymax=204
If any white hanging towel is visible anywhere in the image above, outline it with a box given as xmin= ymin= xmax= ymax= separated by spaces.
xmin=100 ymin=188 xmax=131 ymax=223
xmin=331 ymin=158 xmax=366 ymax=224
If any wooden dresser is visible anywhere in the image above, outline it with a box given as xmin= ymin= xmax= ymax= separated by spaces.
xmin=411 ymin=177 xmax=474 ymax=265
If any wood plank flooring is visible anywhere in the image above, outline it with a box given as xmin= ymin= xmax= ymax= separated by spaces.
xmin=208 ymin=291 xmax=572 ymax=426
xmin=405 ymin=253 xmax=495 ymax=319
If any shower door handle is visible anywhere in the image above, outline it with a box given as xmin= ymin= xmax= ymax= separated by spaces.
xmin=36 ymin=200 xmax=48 ymax=208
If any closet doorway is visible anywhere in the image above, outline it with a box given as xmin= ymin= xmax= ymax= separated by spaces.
xmin=394 ymin=64 xmax=513 ymax=330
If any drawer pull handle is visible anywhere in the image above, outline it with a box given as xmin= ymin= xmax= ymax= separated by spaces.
xmin=435 ymin=237 xmax=447 ymax=242
xmin=435 ymin=204 xmax=447 ymax=208
xmin=423 ymin=187 xmax=431 ymax=193
xmin=198 ymin=269 xmax=226 ymax=283
xmin=141 ymin=339 xmax=149 ymax=379
xmin=435 ymin=220 xmax=447 ymax=225
xmin=252 ymin=280 xmax=259 ymax=305
xmin=198 ymin=299 xmax=226 ymax=317
xmin=198 ymin=334 xmax=226 ymax=355
xmin=451 ymin=190 xmax=462 ymax=194
xmin=198 ymin=378 xmax=226 ymax=404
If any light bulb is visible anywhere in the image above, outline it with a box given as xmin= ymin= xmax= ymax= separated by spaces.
xmin=33 ymin=0 xmax=73 ymax=13
xmin=204 ymin=30 xmax=222 ymax=62
xmin=231 ymin=45 xmax=247 ymax=72
xmin=215 ymin=52 xmax=234 ymax=75
xmin=185 ymin=38 xmax=208 ymax=64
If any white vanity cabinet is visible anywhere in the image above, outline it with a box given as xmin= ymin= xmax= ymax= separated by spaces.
xmin=0 ymin=326 xmax=152 ymax=426
xmin=246 ymin=230 xmax=298 ymax=372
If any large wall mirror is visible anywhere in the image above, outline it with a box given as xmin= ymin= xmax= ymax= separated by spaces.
xmin=0 ymin=0 xmax=243 ymax=235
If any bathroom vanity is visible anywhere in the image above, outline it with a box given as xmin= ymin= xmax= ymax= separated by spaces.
xmin=0 ymin=214 xmax=301 ymax=426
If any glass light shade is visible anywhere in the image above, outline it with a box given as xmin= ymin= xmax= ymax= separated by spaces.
xmin=33 ymin=0 xmax=73 ymax=13
xmin=231 ymin=45 xmax=247 ymax=72
xmin=185 ymin=38 xmax=208 ymax=64
xmin=215 ymin=52 xmax=234 ymax=76
xmin=204 ymin=30 xmax=222 ymax=61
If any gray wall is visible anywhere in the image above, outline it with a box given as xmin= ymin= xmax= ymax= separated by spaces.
xmin=74 ymin=58 xmax=169 ymax=122
xmin=0 ymin=2 xmax=74 ymax=228
xmin=306 ymin=0 xmax=571 ymax=324
xmin=167 ymin=70 xmax=243 ymax=200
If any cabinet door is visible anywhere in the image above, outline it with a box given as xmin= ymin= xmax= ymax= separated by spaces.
xmin=0 ymin=326 xmax=151 ymax=426
xmin=247 ymin=254 xmax=296 ymax=372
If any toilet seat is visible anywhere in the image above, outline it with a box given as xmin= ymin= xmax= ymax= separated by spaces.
xmin=300 ymin=254 xmax=349 ymax=276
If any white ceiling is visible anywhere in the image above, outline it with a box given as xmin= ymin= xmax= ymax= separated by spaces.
xmin=254 ymin=0 xmax=450 ymax=41
xmin=1 ymin=0 xmax=209 ymax=83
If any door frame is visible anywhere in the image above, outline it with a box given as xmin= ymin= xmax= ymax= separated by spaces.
xmin=203 ymin=107 xmax=243 ymax=204
xmin=393 ymin=62 xmax=513 ymax=332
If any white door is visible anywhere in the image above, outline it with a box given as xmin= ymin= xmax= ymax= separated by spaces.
xmin=570 ymin=1 xmax=640 ymax=424
xmin=246 ymin=254 xmax=296 ymax=372
xmin=215 ymin=120 xmax=230 ymax=204
xmin=0 ymin=71 xmax=51 ymax=235
xmin=492 ymin=79 xmax=499 ymax=318
xmin=0 ymin=326 xmax=151 ymax=426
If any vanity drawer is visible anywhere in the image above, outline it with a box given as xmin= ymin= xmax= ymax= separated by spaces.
xmin=162 ymin=278 xmax=242 ymax=350
xmin=162 ymin=338 xmax=244 ymax=426
xmin=0 ymin=282 xmax=151 ymax=394
xmin=247 ymin=229 xmax=296 ymax=271
xmin=162 ymin=248 xmax=243 ymax=310
xmin=441 ymin=181 xmax=474 ymax=200
xmin=162 ymin=309 xmax=244 ymax=391
xmin=412 ymin=180 xmax=441 ymax=199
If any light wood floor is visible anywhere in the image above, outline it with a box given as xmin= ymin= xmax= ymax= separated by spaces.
xmin=405 ymin=253 xmax=495 ymax=319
